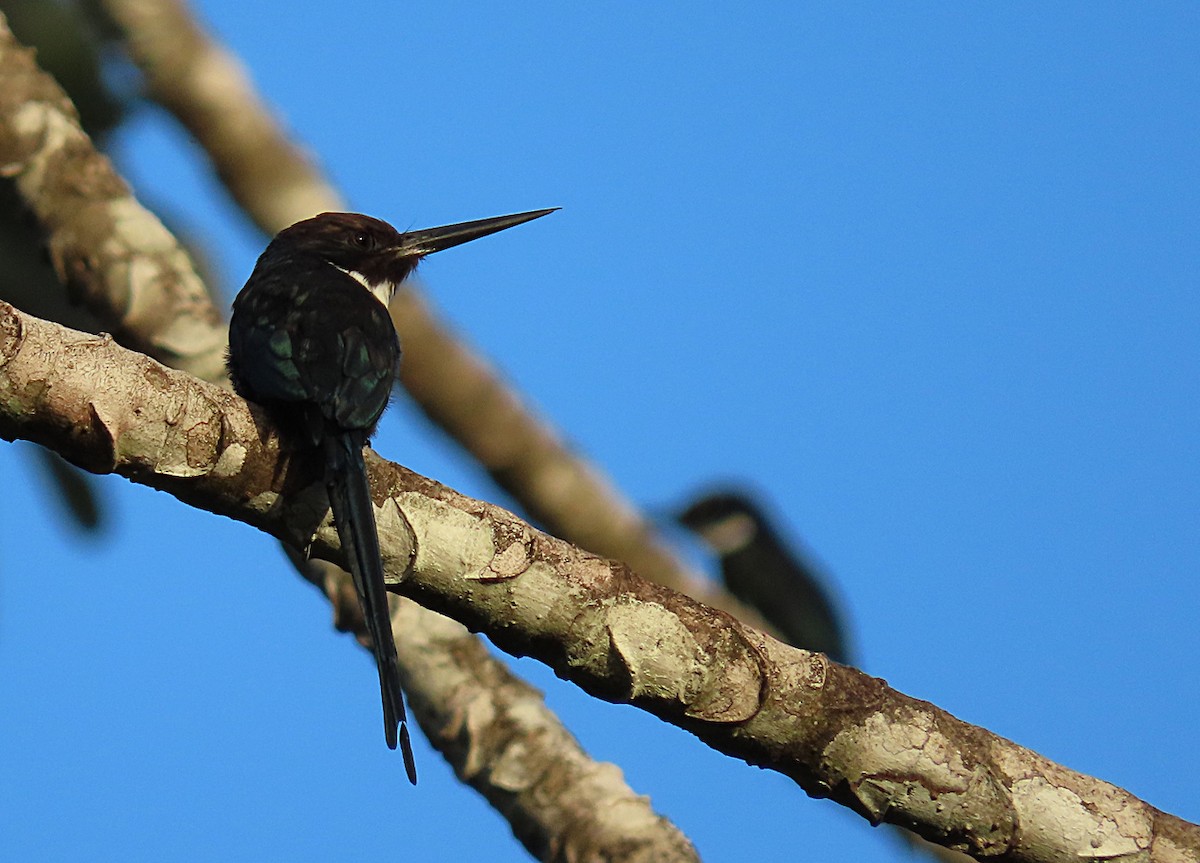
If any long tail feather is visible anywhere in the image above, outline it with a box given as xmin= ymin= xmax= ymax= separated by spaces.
xmin=324 ymin=431 xmax=417 ymax=784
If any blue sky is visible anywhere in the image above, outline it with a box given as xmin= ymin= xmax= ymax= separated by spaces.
xmin=2 ymin=3 xmax=1197 ymax=860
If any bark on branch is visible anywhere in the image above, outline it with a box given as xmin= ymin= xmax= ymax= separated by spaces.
xmin=0 ymin=16 xmax=699 ymax=859
xmin=0 ymin=13 xmax=225 ymax=382
xmin=2 ymin=301 xmax=1193 ymax=863
xmin=293 ymin=555 xmax=699 ymax=863
xmin=94 ymin=0 xmax=760 ymax=619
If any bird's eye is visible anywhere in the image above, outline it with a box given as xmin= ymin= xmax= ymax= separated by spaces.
xmin=353 ymin=232 xmax=374 ymax=249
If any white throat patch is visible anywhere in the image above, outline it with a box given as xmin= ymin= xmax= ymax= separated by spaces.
xmin=697 ymin=512 xmax=757 ymax=555
xmin=333 ymin=263 xmax=396 ymax=309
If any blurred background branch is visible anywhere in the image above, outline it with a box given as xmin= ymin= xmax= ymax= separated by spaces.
xmin=1 ymin=2 xmax=1195 ymax=861
xmin=93 ymin=0 xmax=764 ymax=623
xmin=0 ymin=9 xmax=699 ymax=859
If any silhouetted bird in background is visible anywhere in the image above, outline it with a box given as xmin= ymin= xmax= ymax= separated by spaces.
xmin=677 ymin=490 xmax=853 ymax=665
xmin=228 ymin=208 xmax=556 ymax=783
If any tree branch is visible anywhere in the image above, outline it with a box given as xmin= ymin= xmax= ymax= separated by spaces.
xmin=93 ymin=0 xmax=757 ymax=617
xmin=0 ymin=13 xmax=225 ymax=382
xmin=2 ymin=300 xmax=1193 ymax=863
xmin=292 ymin=554 xmax=699 ymax=863
xmin=0 ymin=14 xmax=698 ymax=859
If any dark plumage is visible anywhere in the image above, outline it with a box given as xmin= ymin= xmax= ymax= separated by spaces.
xmin=228 ymin=208 xmax=555 ymax=783
xmin=677 ymin=491 xmax=853 ymax=665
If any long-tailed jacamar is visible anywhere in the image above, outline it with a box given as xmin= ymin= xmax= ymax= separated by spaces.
xmin=228 ymin=208 xmax=556 ymax=783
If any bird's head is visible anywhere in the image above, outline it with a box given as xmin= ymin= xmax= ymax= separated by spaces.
xmin=676 ymin=490 xmax=763 ymax=555
xmin=268 ymin=208 xmax=557 ymax=306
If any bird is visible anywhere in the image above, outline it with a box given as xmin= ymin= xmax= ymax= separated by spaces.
xmin=676 ymin=490 xmax=853 ymax=665
xmin=227 ymin=207 xmax=556 ymax=783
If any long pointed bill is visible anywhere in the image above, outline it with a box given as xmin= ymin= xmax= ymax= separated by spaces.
xmin=396 ymin=208 xmax=559 ymax=256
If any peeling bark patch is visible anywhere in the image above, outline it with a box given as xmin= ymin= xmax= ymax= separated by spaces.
xmin=486 ymin=538 xmax=532 ymax=581
xmin=1011 ymin=776 xmax=1150 ymax=862
xmin=673 ymin=606 xmax=765 ymax=723
xmin=179 ymin=391 xmax=224 ymax=474
xmin=770 ymin=647 xmax=830 ymax=718
xmin=135 ymin=379 xmax=223 ymax=478
xmin=606 ymin=599 xmax=703 ymax=705
xmin=479 ymin=515 xmax=537 ymax=582
xmin=398 ymin=492 xmax=496 ymax=583
xmin=797 ymin=650 xmax=831 ymax=690
xmin=376 ymin=496 xmax=416 ymax=581
xmin=825 ymin=710 xmax=1015 ymax=853
xmin=142 ymin=362 xmax=171 ymax=390
xmin=212 ymin=441 xmax=246 ymax=477
xmin=604 ymin=599 xmax=762 ymax=723
xmin=681 ymin=652 xmax=761 ymax=723
xmin=488 ymin=735 xmax=546 ymax=793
